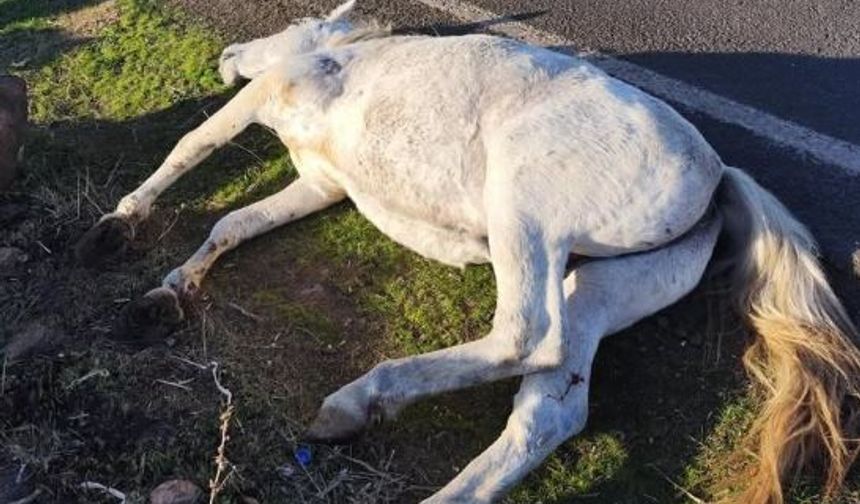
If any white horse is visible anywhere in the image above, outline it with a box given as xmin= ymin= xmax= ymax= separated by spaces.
xmin=75 ymin=2 xmax=860 ymax=502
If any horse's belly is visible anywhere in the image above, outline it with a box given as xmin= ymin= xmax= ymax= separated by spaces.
xmin=344 ymin=138 xmax=488 ymax=238
xmin=349 ymin=190 xmax=490 ymax=267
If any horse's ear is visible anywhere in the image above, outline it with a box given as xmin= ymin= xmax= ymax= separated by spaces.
xmin=326 ymin=0 xmax=357 ymax=22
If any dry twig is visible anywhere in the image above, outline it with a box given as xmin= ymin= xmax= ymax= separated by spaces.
xmin=227 ymin=302 xmax=263 ymax=322
xmin=80 ymin=481 xmax=126 ymax=502
xmin=209 ymin=362 xmax=235 ymax=504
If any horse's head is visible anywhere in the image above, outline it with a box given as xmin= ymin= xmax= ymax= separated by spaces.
xmin=219 ymin=0 xmax=385 ymax=86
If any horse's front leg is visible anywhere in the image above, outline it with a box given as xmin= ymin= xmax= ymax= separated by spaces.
xmin=117 ymin=177 xmax=344 ymax=340
xmin=306 ymin=212 xmax=572 ymax=441
xmin=75 ymin=74 xmax=273 ymax=266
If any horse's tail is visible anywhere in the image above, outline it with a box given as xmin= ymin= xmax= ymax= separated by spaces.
xmin=717 ymin=166 xmax=860 ymax=503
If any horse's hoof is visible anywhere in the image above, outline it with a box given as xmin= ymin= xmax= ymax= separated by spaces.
xmin=114 ymin=287 xmax=184 ymax=343
xmin=75 ymin=215 xmax=134 ymax=266
xmin=303 ymin=400 xmax=373 ymax=445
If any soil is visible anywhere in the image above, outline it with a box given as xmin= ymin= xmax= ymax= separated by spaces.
xmin=55 ymin=0 xmax=119 ymax=38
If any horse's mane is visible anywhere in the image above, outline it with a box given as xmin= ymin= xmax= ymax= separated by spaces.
xmin=326 ymin=20 xmax=392 ymax=47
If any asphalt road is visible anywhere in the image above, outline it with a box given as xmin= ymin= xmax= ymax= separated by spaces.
xmin=172 ymin=0 xmax=860 ymax=314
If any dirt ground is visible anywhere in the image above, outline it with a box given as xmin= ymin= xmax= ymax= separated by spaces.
xmin=3 ymin=1 xmax=853 ymax=503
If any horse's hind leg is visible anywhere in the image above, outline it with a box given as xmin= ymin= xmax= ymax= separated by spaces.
xmin=117 ymin=177 xmax=344 ymax=340
xmin=75 ymin=75 xmax=272 ymax=266
xmin=307 ymin=200 xmax=718 ymax=446
xmin=422 ymin=216 xmax=721 ymax=503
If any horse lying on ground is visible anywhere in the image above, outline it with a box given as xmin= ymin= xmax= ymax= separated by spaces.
xmin=75 ymin=1 xmax=860 ymax=502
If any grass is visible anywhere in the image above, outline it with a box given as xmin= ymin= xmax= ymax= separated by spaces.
xmin=682 ymin=394 xmax=757 ymax=501
xmin=509 ymin=432 xmax=628 ymax=503
xmin=0 ymin=0 xmax=851 ymax=502
xmin=29 ymin=0 xmax=224 ymax=122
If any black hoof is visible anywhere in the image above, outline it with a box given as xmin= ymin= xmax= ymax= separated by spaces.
xmin=114 ymin=287 xmax=184 ymax=343
xmin=75 ymin=215 xmax=134 ymax=266
xmin=303 ymin=420 xmax=363 ymax=446
xmin=303 ymin=401 xmax=381 ymax=445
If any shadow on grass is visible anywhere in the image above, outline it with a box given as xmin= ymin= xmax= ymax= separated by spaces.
xmin=0 ymin=26 xmax=89 ymax=73
xmin=0 ymin=0 xmax=112 ymax=73
xmin=0 ymin=0 xmax=108 ymax=27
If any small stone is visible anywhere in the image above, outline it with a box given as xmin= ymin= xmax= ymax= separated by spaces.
xmin=149 ymin=479 xmax=202 ymax=504
xmin=3 ymin=319 xmax=63 ymax=360
xmin=277 ymin=462 xmax=297 ymax=480
xmin=300 ymin=283 xmax=324 ymax=297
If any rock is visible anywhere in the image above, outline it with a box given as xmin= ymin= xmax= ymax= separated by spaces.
xmin=0 ymin=246 xmax=27 ymax=275
xmin=149 ymin=480 xmax=203 ymax=504
xmin=0 ymin=75 xmax=28 ymax=191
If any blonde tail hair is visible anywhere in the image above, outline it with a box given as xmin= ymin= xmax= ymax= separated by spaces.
xmin=717 ymin=166 xmax=860 ymax=503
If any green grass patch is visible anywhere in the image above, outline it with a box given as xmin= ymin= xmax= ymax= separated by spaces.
xmin=509 ymin=432 xmax=629 ymax=503
xmin=682 ymin=393 xmax=756 ymax=500
xmin=0 ymin=15 xmax=52 ymax=36
xmin=203 ymin=153 xmax=295 ymax=211
xmin=296 ymin=209 xmax=497 ymax=354
xmin=251 ymin=289 xmax=341 ymax=346
xmin=369 ymin=261 xmax=496 ymax=353
xmin=29 ymin=0 xmax=223 ymax=122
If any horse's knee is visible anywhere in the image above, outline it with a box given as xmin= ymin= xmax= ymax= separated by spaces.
xmin=490 ymin=321 xmax=566 ymax=372
xmin=219 ymin=45 xmax=242 ymax=85
xmin=208 ymin=215 xmax=238 ymax=249
xmin=208 ymin=210 xmax=252 ymax=249
xmin=508 ymin=396 xmax=587 ymax=456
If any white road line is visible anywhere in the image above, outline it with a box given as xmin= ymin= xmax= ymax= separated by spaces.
xmin=413 ymin=0 xmax=860 ymax=176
